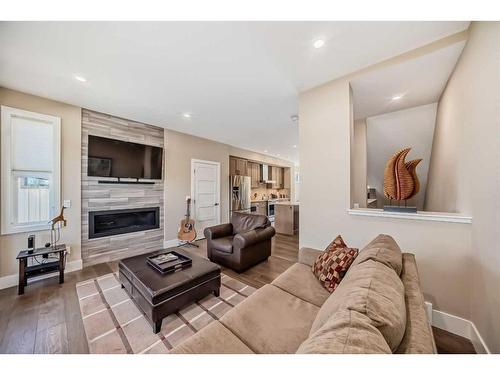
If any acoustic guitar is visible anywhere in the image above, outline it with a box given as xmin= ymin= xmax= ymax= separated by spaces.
xmin=178 ymin=198 xmax=197 ymax=243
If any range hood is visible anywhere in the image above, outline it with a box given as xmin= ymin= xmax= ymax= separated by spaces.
xmin=261 ymin=164 xmax=276 ymax=184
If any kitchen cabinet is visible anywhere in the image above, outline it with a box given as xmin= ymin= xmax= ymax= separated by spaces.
xmin=272 ymin=167 xmax=284 ymax=189
xmin=230 ymin=157 xmax=248 ymax=176
xmin=270 ymin=166 xmax=282 ymax=189
xmin=229 ymin=158 xmax=237 ymax=176
xmin=249 ymin=162 xmax=261 ymax=188
xmin=275 ymin=203 xmax=299 ymax=235
xmin=283 ymin=168 xmax=291 ymax=189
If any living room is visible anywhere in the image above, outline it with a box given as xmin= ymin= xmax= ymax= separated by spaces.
xmin=1 ymin=1 xmax=499 ymax=373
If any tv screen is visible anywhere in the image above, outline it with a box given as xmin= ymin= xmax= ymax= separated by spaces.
xmin=88 ymin=135 xmax=163 ymax=179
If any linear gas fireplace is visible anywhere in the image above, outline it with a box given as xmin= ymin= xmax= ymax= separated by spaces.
xmin=89 ymin=207 xmax=160 ymax=239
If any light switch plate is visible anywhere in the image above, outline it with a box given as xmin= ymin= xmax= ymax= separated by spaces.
xmin=63 ymin=200 xmax=71 ymax=208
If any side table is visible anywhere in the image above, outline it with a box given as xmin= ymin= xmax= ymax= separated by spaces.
xmin=16 ymin=244 xmax=67 ymax=295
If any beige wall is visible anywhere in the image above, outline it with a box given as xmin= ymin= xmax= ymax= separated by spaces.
xmin=0 ymin=88 xmax=82 ymax=278
xmin=299 ymin=30 xmax=475 ymax=322
xmin=425 ymin=22 xmax=500 ymax=352
xmin=352 ymin=119 xmax=367 ymax=208
xmin=163 ymin=130 xmax=294 ymax=241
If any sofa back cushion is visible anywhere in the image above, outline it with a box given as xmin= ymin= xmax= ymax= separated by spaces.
xmin=396 ymin=253 xmax=436 ymax=353
xmin=297 ymin=309 xmax=391 ymax=354
xmin=231 ymin=212 xmax=270 ymax=234
xmin=350 ymin=234 xmax=403 ymax=276
xmin=309 ymin=259 xmax=406 ymax=352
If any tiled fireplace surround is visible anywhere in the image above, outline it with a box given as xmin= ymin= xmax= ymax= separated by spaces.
xmin=81 ymin=109 xmax=165 ymax=266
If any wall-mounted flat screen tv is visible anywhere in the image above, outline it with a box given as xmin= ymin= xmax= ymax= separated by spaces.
xmin=88 ymin=135 xmax=163 ymax=179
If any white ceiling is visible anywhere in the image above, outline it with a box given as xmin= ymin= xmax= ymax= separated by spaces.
xmin=351 ymin=39 xmax=466 ymax=120
xmin=0 ymin=22 xmax=469 ymax=162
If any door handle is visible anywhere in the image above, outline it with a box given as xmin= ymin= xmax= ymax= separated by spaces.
xmin=214 ymin=203 xmax=219 ymax=206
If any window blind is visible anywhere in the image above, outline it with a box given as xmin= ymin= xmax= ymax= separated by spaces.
xmin=11 ymin=115 xmax=54 ymax=172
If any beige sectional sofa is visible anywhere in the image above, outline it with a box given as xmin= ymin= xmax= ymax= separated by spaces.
xmin=171 ymin=234 xmax=436 ymax=354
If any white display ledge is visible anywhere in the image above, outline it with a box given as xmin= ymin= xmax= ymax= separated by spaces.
xmin=347 ymin=208 xmax=472 ymax=224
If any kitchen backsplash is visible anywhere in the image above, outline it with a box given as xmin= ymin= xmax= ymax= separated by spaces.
xmin=251 ymin=187 xmax=290 ymax=201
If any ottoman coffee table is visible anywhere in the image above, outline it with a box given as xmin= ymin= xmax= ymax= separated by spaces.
xmin=118 ymin=248 xmax=221 ymax=333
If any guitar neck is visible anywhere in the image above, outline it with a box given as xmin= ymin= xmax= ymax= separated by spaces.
xmin=186 ymin=199 xmax=191 ymax=220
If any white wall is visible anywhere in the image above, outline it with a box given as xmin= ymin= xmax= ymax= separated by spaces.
xmin=425 ymin=22 xmax=500 ymax=353
xmin=352 ymin=119 xmax=367 ymax=207
xmin=366 ymin=103 xmax=437 ymax=209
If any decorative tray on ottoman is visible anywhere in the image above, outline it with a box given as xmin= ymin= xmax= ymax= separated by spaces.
xmin=146 ymin=250 xmax=192 ymax=274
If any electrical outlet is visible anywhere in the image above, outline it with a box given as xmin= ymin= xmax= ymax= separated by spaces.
xmin=63 ymin=200 xmax=71 ymax=208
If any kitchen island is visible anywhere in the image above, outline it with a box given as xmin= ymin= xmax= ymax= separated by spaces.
xmin=274 ymin=201 xmax=299 ymax=235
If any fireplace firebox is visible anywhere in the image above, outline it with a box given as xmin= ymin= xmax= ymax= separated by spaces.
xmin=89 ymin=207 xmax=160 ymax=239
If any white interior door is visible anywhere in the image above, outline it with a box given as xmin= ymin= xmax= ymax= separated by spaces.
xmin=191 ymin=159 xmax=221 ymax=239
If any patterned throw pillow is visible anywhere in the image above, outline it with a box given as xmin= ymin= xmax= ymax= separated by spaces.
xmin=312 ymin=235 xmax=358 ymax=293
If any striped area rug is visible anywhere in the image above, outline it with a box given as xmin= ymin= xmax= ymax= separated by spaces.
xmin=76 ymin=273 xmax=256 ymax=354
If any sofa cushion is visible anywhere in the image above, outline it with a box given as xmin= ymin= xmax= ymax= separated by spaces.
xmin=396 ymin=253 xmax=436 ymax=353
xmin=298 ymin=247 xmax=324 ymax=267
xmin=211 ymin=236 xmax=234 ymax=254
xmin=220 ymin=284 xmax=319 ymax=353
xmin=350 ymin=234 xmax=403 ymax=276
xmin=312 ymin=238 xmax=358 ymax=293
xmin=310 ymin=260 xmax=406 ymax=352
xmin=297 ymin=309 xmax=392 ymax=354
xmin=231 ymin=211 xmax=269 ymax=235
xmin=272 ymin=263 xmax=331 ymax=307
xmin=170 ymin=321 xmax=254 ymax=354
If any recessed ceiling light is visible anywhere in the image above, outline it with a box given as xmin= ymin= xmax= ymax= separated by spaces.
xmin=313 ymin=39 xmax=325 ymax=49
xmin=74 ymin=75 xmax=87 ymax=82
xmin=277 ymin=154 xmax=281 ymax=156
xmin=293 ymin=145 xmax=297 ymax=148
xmin=264 ymin=150 xmax=268 ymax=153
xmin=182 ymin=113 xmax=191 ymax=118
xmin=391 ymin=95 xmax=404 ymax=101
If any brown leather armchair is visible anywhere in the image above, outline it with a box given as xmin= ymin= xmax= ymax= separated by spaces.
xmin=204 ymin=212 xmax=275 ymax=272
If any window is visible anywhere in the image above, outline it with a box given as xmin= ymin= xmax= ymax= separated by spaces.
xmin=1 ymin=106 xmax=61 ymax=234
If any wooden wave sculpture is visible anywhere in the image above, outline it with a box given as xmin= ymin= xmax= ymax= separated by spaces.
xmin=383 ymin=148 xmax=422 ymax=201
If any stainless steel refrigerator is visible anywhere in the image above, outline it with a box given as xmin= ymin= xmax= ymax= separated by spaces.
xmin=230 ymin=175 xmax=251 ymax=216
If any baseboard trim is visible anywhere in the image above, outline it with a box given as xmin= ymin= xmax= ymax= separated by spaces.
xmin=470 ymin=321 xmax=491 ymax=354
xmin=0 ymin=274 xmax=17 ymax=291
xmin=66 ymin=259 xmax=83 ymax=273
xmin=429 ymin=306 xmax=490 ymax=354
xmin=0 ymin=258 xmax=83 ymax=290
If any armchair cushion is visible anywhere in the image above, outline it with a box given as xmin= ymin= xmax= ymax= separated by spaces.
xmin=233 ymin=226 xmax=275 ymax=250
xmin=204 ymin=223 xmax=233 ymax=240
xmin=211 ymin=236 xmax=234 ymax=254
xmin=231 ymin=212 xmax=270 ymax=234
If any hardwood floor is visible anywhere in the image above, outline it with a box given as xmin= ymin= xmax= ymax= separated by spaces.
xmin=432 ymin=327 xmax=476 ymax=354
xmin=185 ymin=233 xmax=299 ymax=289
xmin=0 ymin=233 xmax=475 ymax=354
